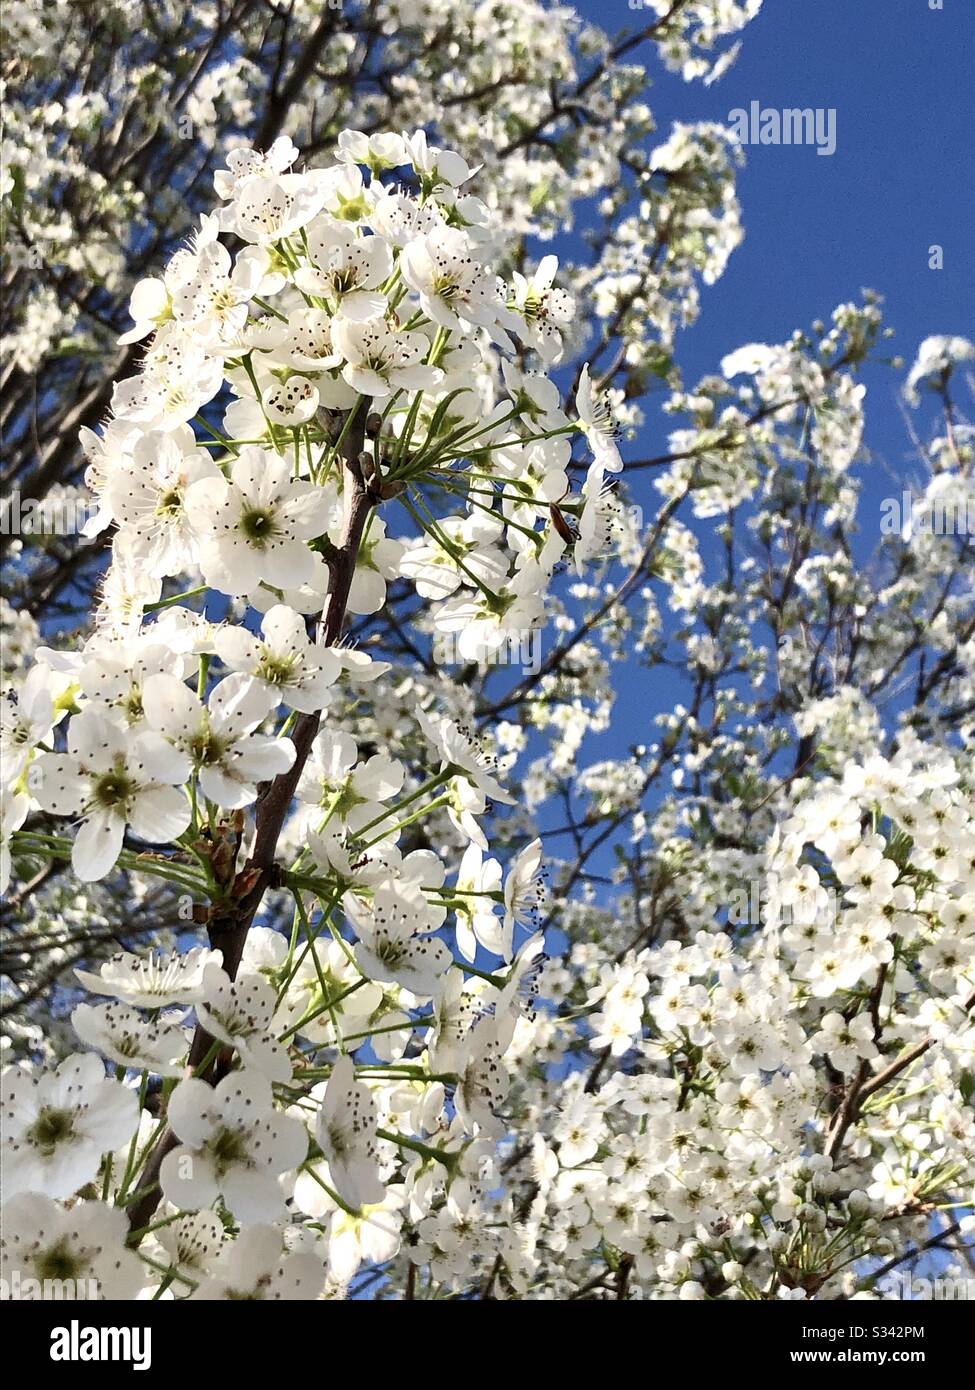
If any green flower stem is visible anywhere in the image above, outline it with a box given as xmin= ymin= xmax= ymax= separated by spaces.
xmin=12 ymin=833 xmax=205 ymax=893
xmin=455 ymin=960 xmax=506 ymax=988
xmin=359 ymin=793 xmax=451 ymax=851
xmin=299 ymin=1162 xmax=361 ymax=1217
xmin=144 ymin=585 xmax=207 ymax=613
xmin=138 ymin=1252 xmax=198 ymax=1292
xmin=277 ymin=978 xmax=367 ymax=1042
xmin=274 ymin=884 xmax=345 ymax=1000
xmin=376 ymin=1128 xmax=458 ymax=1169
xmin=242 ymin=352 xmax=273 ymax=431
xmin=126 ymin=1212 xmax=182 ymax=1245
xmin=115 ymin=1070 xmax=150 ymax=1202
xmin=427 ymin=476 xmax=545 ymax=540
xmin=252 ymin=296 xmax=288 ymax=322
xmin=411 ymin=405 xmax=519 ymax=466
xmin=352 ymin=769 xmax=453 ymax=840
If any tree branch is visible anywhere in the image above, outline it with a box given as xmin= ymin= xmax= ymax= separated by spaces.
xmin=126 ymin=399 xmax=373 ymax=1235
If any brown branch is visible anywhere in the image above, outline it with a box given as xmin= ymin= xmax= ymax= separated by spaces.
xmin=825 ymin=989 xmax=974 ymax=1163
xmin=255 ymin=6 xmax=342 ymax=148
xmin=127 ymin=400 xmax=373 ymax=1235
xmin=857 ymin=989 xmax=974 ymax=1107
xmin=857 ymin=1221 xmax=963 ymax=1291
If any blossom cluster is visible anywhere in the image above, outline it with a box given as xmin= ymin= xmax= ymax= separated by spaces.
xmin=0 ymin=127 xmax=612 ymax=1299
xmin=3 ymin=1 xmax=974 ymax=1304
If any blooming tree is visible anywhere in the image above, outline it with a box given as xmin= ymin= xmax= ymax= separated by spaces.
xmin=2 ymin=0 xmax=973 ymax=1303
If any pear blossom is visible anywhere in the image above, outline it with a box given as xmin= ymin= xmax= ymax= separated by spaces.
xmin=71 ymin=1001 xmax=187 ymax=1077
xmin=325 ymin=1189 xmax=407 ymax=1284
xmin=575 ymin=365 xmax=623 ymax=472
xmin=404 ymin=129 xmax=478 ymax=188
xmin=222 ymin=173 xmax=325 ymax=245
xmin=575 ymin=462 xmax=625 ymax=572
xmin=160 ymin=1070 xmax=307 ymax=1224
xmin=28 ymin=706 xmax=192 ymax=881
xmin=810 ymin=1011 xmax=880 ymax=1073
xmin=453 ymin=840 xmax=505 ymax=963
xmin=399 ymin=513 xmax=508 ymax=600
xmin=142 ymin=671 xmax=295 ymax=809
xmin=168 ymin=234 xmax=267 ymax=344
xmin=77 ymin=636 xmax=192 ymax=726
xmin=510 ymin=254 xmax=575 ymax=363
xmin=346 ymin=884 xmax=452 ymax=997
xmin=195 ymin=963 xmax=292 ymax=1081
xmin=337 ymin=128 xmax=409 ymax=172
xmin=1 ymin=1052 xmax=139 ymax=1199
xmin=453 ymin=1015 xmax=508 ymax=1137
xmin=296 ymin=727 xmax=404 ymax=831
xmin=0 ymin=663 xmax=63 ymax=788
xmin=276 ymin=939 xmax=384 ymax=1050
xmin=416 ymin=709 xmax=515 ymax=805
xmin=331 ymin=318 xmax=443 ymax=398
xmin=904 ymin=334 xmax=975 ymax=406
xmin=214 ymin=137 xmax=299 ymax=201
xmin=294 ymin=222 xmax=392 ymax=320
xmin=111 ymin=326 xmax=224 ymax=430
xmin=192 ymin=1225 xmax=324 ymax=1300
xmin=150 ymin=1212 xmax=226 ymax=1293
xmin=503 ymin=838 xmax=546 ymax=938
xmin=75 ymin=946 xmax=222 ymax=1008
xmin=184 ymin=447 xmax=332 ymax=595
xmin=260 ymin=376 xmax=320 ymax=428
xmin=106 ymin=427 xmax=221 ymax=576
xmin=0 ymin=1194 xmax=145 ymax=1299
xmin=400 ymin=224 xmax=509 ymax=337
xmin=213 ymin=605 xmax=341 ymax=715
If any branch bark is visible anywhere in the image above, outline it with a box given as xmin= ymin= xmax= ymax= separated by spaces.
xmin=127 ymin=400 xmax=373 ymax=1235
xmin=825 ymin=989 xmax=974 ymax=1164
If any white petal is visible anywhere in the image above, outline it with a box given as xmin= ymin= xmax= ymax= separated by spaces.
xmin=338 ymin=291 xmax=388 ymax=322
xmin=209 ymin=671 xmax=271 ymax=739
xmin=260 ymin=604 xmax=308 ymax=653
xmin=28 ymin=756 xmax=87 ymax=814
xmin=160 ymin=1147 xmax=220 ymax=1212
xmin=73 ymin=810 xmax=125 ymax=881
xmin=128 ymin=785 xmax=191 ymax=843
xmin=199 ymin=765 xmax=255 ymax=809
xmin=233 ymin=735 xmax=296 ymax=782
xmin=132 ymin=731 xmax=192 ymax=784
xmin=143 ymin=673 xmax=204 ymax=740
xmin=167 ymin=1076 xmax=216 ymax=1145
xmin=260 ymin=539 xmax=315 ymax=590
xmin=221 ymin=1167 xmax=288 ymax=1225
xmin=213 ymin=626 xmax=262 ymax=673
xmin=68 ymin=708 xmax=125 ymax=769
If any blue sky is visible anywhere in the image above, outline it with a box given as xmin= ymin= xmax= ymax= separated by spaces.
xmin=575 ymin=0 xmax=974 ymax=475
xmin=521 ymin=0 xmax=974 ymax=851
